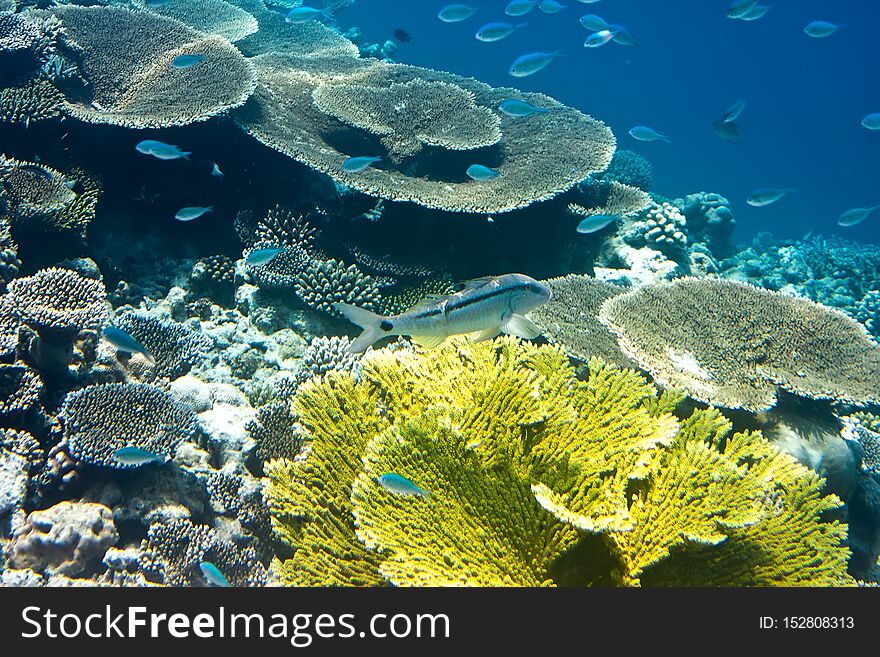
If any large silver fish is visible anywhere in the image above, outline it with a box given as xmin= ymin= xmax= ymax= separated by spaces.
xmin=335 ymin=273 xmax=552 ymax=353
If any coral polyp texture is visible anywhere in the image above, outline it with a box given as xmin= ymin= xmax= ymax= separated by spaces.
xmin=0 ymin=78 xmax=64 ymax=126
xmin=598 ymin=278 xmax=880 ymax=411
xmin=51 ymin=5 xmax=256 ymax=128
xmin=266 ymin=338 xmax=851 ymax=587
xmin=140 ymin=0 xmax=259 ymax=43
xmin=58 ymin=382 xmax=199 ymax=468
xmin=7 ymin=267 xmax=107 ymax=337
xmin=235 ymin=51 xmax=615 ymax=214
xmin=312 ymin=79 xmax=502 ymax=159
xmin=112 ymin=310 xmax=212 ymax=379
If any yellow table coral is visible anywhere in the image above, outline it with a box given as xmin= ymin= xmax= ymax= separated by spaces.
xmin=266 ymin=337 xmax=852 ymax=587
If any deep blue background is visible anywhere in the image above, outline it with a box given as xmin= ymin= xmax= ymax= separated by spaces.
xmin=336 ymin=0 xmax=880 ymax=245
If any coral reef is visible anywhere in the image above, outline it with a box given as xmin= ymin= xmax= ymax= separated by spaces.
xmin=58 ymin=382 xmax=200 ymax=469
xmin=0 ymin=77 xmax=63 ymax=126
xmin=236 ymin=50 xmax=615 ymax=214
xmin=593 ymin=149 xmax=653 ymax=191
xmin=598 ymin=278 xmax=880 ymax=411
xmin=141 ymin=0 xmax=259 ymax=43
xmin=112 ymin=310 xmax=212 ymax=379
xmin=266 ymin=338 xmax=851 ymax=586
xmin=51 ymin=5 xmax=256 ymax=128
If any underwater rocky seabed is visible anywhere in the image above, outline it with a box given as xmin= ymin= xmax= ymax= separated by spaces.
xmin=0 ymin=1 xmax=879 ymax=588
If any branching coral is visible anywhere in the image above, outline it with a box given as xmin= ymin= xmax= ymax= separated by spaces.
xmin=527 ymin=274 xmax=635 ymax=368
xmin=246 ymin=400 xmax=307 ymax=463
xmin=235 ymin=51 xmax=615 ymax=214
xmin=58 ymin=382 xmax=199 ymax=468
xmin=0 ymin=78 xmax=64 ymax=126
xmin=0 ymin=155 xmax=76 ymax=224
xmin=112 ymin=311 xmax=212 ymax=379
xmin=292 ymin=258 xmax=381 ymax=315
xmin=312 ymin=79 xmax=502 ymax=160
xmin=598 ymin=278 xmax=880 ymax=411
xmin=593 ymin=149 xmax=653 ymax=191
xmin=0 ymin=363 xmax=42 ymax=423
xmin=266 ymin=338 xmax=851 ymax=586
xmin=7 ymin=267 xmax=107 ymax=338
xmin=52 ymin=5 xmax=255 ymax=128
xmin=568 ymin=181 xmax=651 ymax=220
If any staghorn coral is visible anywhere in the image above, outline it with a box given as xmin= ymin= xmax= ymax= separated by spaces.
xmin=52 ymin=5 xmax=256 ymax=129
xmin=841 ymin=415 xmax=880 ymax=476
xmin=267 ymin=338 xmax=851 ymax=586
xmin=7 ymin=502 xmax=118 ymax=576
xmin=312 ymin=79 xmax=502 ymax=160
xmin=0 ymin=293 xmax=20 ymax=357
xmin=599 ymin=278 xmax=880 ymax=411
xmin=0 ymin=78 xmax=64 ymax=126
xmin=235 ymin=52 xmax=615 ymax=214
xmin=243 ymin=204 xmax=321 ymax=250
xmin=139 ymin=517 xmax=266 ymax=586
xmin=112 ymin=310 xmax=211 ymax=379
xmin=292 ymin=258 xmax=381 ymax=315
xmin=53 ymin=167 xmax=100 ymax=237
xmin=190 ymin=255 xmax=235 ymax=303
xmin=58 ymin=382 xmax=199 ymax=469
xmin=527 ymin=274 xmax=635 ymax=368
xmin=0 ymin=11 xmax=61 ymax=64
xmin=0 ymin=220 xmax=21 ymax=290
xmin=246 ymin=400 xmax=307 ymax=463
xmin=140 ymin=0 xmax=258 ymax=43
xmin=0 ymin=363 xmax=43 ymax=423
xmin=302 ymin=335 xmax=360 ymax=380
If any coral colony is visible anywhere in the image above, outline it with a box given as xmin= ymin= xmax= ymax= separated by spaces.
xmin=0 ymin=1 xmax=878 ymax=588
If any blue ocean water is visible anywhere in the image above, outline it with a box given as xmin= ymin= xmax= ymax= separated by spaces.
xmin=339 ymin=0 xmax=880 ymax=243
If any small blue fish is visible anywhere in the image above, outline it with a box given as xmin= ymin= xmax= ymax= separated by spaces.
xmin=466 ymin=164 xmax=500 ymax=181
xmin=804 ymin=21 xmax=844 ymax=38
xmin=609 ymin=24 xmax=635 ymax=46
xmin=113 ymin=446 xmax=168 ymax=466
xmin=579 ymin=14 xmax=610 ymax=31
xmin=508 ymin=51 xmax=562 ymax=77
xmin=505 ymin=0 xmax=536 ymax=16
xmin=837 ymin=205 xmax=880 ymax=227
xmin=538 ymin=0 xmax=566 ymax=14
xmin=246 ymin=247 xmax=285 ymax=266
xmin=498 ymin=98 xmax=549 ymax=117
xmin=475 ymin=22 xmax=526 ymax=42
xmin=721 ymin=98 xmax=748 ymax=123
xmin=199 ymin=561 xmax=231 ymax=587
xmin=629 ymin=126 xmax=671 ymax=143
xmin=175 ymin=205 xmax=214 ymax=221
xmin=737 ymin=3 xmax=771 ymax=21
xmin=746 ymin=188 xmax=797 ymax=207
xmin=438 ymin=4 xmax=479 ymax=23
xmin=136 ymin=140 xmax=191 ymax=160
xmin=584 ymin=29 xmax=616 ymax=48
xmin=211 ymin=162 xmax=224 ymax=178
xmin=286 ymin=7 xmax=326 ymax=23
xmin=862 ymin=113 xmax=880 ymax=130
xmin=342 ymin=156 xmax=382 ymax=173
xmin=727 ymin=0 xmax=758 ymax=19
xmin=171 ymin=54 xmax=206 ymax=69
xmin=378 ymin=473 xmax=430 ymax=497
xmin=103 ymin=326 xmax=153 ymax=362
xmin=576 ymin=214 xmax=618 ymax=234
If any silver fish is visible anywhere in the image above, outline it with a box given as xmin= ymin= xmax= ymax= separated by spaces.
xmin=804 ymin=21 xmax=844 ymax=38
xmin=476 ymin=22 xmax=526 ymax=42
xmin=837 ymin=205 xmax=880 ymax=227
xmin=175 ymin=205 xmax=214 ymax=221
xmin=508 ymin=51 xmax=562 ymax=77
xmin=629 ymin=125 xmax=670 ymax=142
xmin=727 ymin=0 xmax=758 ymax=19
xmin=505 ymin=0 xmax=537 ymax=17
xmin=746 ymin=188 xmax=797 ymax=207
xmin=438 ymin=4 xmax=479 ymax=23
xmin=335 ymin=273 xmax=552 ymax=353
xmin=576 ymin=213 xmax=618 ymax=234
xmin=721 ymin=98 xmax=748 ymax=123
xmin=738 ymin=3 xmax=771 ymax=21
xmin=579 ymin=14 xmax=610 ymax=31
xmin=538 ymin=0 xmax=566 ymax=13
xmin=862 ymin=113 xmax=880 ymax=130
xmin=584 ymin=29 xmax=615 ymax=48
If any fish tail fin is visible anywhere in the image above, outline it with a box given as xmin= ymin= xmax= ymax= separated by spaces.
xmin=517 ymin=22 xmax=529 ymax=28
xmin=334 ymin=303 xmax=385 ymax=353
xmin=182 ymin=152 xmax=192 ymax=160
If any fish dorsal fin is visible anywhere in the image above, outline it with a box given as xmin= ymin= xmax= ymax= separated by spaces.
xmin=408 ymin=294 xmax=450 ymax=311
xmin=410 ymin=334 xmax=447 ymax=349
xmin=455 ymin=276 xmax=496 ymax=293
